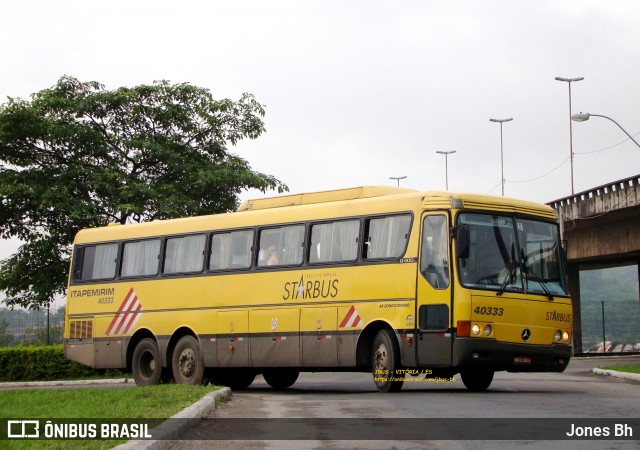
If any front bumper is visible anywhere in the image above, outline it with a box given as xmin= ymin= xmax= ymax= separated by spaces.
xmin=453 ymin=337 xmax=572 ymax=373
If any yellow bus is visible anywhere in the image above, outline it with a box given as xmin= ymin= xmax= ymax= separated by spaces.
xmin=64 ymin=186 xmax=572 ymax=392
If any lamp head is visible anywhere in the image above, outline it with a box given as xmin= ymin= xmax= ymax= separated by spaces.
xmin=555 ymin=76 xmax=585 ymax=82
xmin=571 ymin=112 xmax=590 ymax=122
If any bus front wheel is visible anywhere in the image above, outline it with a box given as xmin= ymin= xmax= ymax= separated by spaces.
xmin=371 ymin=329 xmax=404 ymax=393
xmin=172 ymin=335 xmax=204 ymax=385
xmin=132 ymin=338 xmax=162 ymax=386
xmin=461 ymin=368 xmax=494 ymax=391
xmin=263 ymin=369 xmax=299 ymax=390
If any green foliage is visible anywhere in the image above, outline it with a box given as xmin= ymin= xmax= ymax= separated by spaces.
xmin=0 ymin=344 xmax=124 ymax=382
xmin=579 ymin=265 xmax=640 ymax=351
xmin=0 ymin=306 xmax=65 ymax=346
xmin=0 ymin=319 xmax=14 ymax=346
xmin=23 ymin=322 xmax=64 ymax=346
xmin=599 ymin=364 xmax=640 ymax=374
xmin=580 ymin=265 xmax=638 ymax=303
xmin=0 ymin=383 xmax=215 ymax=418
xmin=0 ymin=76 xmax=287 ymax=309
xmin=0 ymin=384 xmax=218 ymax=450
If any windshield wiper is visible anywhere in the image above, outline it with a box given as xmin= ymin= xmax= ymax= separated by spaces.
xmin=523 ymin=266 xmax=554 ymax=300
xmin=497 ymin=242 xmax=519 ymax=296
xmin=497 ymin=262 xmax=518 ymax=296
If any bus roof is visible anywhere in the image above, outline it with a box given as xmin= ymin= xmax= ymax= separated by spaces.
xmin=237 ymin=185 xmax=417 ymax=211
xmin=73 ymin=186 xmax=557 ymax=244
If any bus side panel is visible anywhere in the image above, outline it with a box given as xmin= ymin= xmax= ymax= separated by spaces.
xmin=65 ymin=340 xmax=96 ymax=368
xmin=200 ymin=332 xmax=217 ymax=368
xmin=301 ymin=306 xmax=338 ymax=367
xmin=216 ymin=310 xmax=249 ymax=367
xmin=337 ymin=305 xmax=359 ymax=366
xmin=249 ymin=308 xmax=301 ymax=367
xmin=95 ymin=315 xmax=123 ymax=369
xmin=65 ymin=315 xmax=96 ymax=368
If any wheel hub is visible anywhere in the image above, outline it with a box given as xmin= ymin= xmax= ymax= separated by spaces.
xmin=141 ymin=351 xmax=156 ymax=377
xmin=374 ymin=343 xmax=388 ymax=371
xmin=179 ymin=349 xmax=195 ymax=378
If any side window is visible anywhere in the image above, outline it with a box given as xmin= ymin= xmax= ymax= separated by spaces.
xmin=121 ymin=239 xmax=161 ymax=277
xmin=309 ymin=220 xmax=359 ymax=263
xmin=363 ymin=214 xmax=411 ymax=259
xmin=164 ymin=234 xmax=205 ymax=274
xmin=419 ymin=304 xmax=449 ymax=331
xmin=258 ymin=225 xmax=304 ymax=267
xmin=209 ymin=229 xmax=254 ymax=270
xmin=420 ymin=215 xmax=450 ymax=289
xmin=74 ymin=243 xmax=118 ymax=281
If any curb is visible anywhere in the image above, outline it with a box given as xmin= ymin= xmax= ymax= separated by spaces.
xmin=113 ymin=387 xmax=232 ymax=450
xmin=592 ymin=368 xmax=640 ymax=382
xmin=0 ymin=378 xmax=132 ymax=388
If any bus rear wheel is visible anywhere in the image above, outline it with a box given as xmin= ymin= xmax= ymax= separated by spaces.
xmin=461 ymin=368 xmax=494 ymax=391
xmin=371 ymin=329 xmax=404 ymax=393
xmin=172 ymin=335 xmax=204 ymax=385
xmin=132 ymin=338 xmax=162 ymax=386
xmin=263 ymin=369 xmax=299 ymax=390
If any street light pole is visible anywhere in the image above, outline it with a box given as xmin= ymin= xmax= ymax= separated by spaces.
xmin=435 ymin=151 xmax=456 ymax=190
xmin=556 ymin=76 xmax=584 ymax=195
xmin=489 ymin=118 xmax=513 ymax=196
xmin=389 ymin=176 xmax=407 ymax=187
xmin=571 ymin=112 xmax=640 ymax=149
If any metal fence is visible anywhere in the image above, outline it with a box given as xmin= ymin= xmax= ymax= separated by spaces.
xmin=0 ymin=307 xmax=65 ymax=347
xmin=581 ymin=300 xmax=640 ymax=353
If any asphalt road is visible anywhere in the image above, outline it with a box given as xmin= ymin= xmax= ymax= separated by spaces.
xmin=162 ymin=356 xmax=640 ymax=450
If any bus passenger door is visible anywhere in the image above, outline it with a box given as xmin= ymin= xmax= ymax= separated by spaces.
xmin=416 ymin=213 xmax=452 ymax=367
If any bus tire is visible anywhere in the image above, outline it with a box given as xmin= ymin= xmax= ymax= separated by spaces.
xmin=172 ymin=335 xmax=204 ymax=385
xmin=461 ymin=368 xmax=494 ymax=391
xmin=371 ymin=329 xmax=404 ymax=393
xmin=212 ymin=369 xmax=256 ymax=390
xmin=263 ymin=369 xmax=299 ymax=390
xmin=132 ymin=338 xmax=162 ymax=386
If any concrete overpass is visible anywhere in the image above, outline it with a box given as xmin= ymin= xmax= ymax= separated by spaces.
xmin=548 ymin=174 xmax=640 ymax=353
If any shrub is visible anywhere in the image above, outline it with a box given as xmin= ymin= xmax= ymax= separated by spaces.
xmin=0 ymin=345 xmax=125 ymax=381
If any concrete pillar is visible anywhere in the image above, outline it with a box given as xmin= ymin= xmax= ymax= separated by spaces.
xmin=566 ymin=262 xmax=582 ymax=353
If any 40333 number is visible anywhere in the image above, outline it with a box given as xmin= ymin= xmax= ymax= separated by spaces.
xmin=474 ymin=306 xmax=504 ymax=316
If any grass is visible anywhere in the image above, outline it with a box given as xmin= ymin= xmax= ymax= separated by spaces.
xmin=599 ymin=364 xmax=640 ymax=374
xmin=33 ymin=371 xmax=129 ymax=382
xmin=0 ymin=384 xmax=220 ymax=449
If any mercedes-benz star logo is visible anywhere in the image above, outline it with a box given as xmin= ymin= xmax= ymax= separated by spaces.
xmin=521 ymin=328 xmax=531 ymax=341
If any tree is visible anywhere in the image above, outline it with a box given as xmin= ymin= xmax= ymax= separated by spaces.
xmin=0 ymin=76 xmax=287 ymax=309
xmin=0 ymin=319 xmax=14 ymax=347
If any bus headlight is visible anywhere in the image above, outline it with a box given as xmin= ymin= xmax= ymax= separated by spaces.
xmin=471 ymin=324 xmax=481 ymax=335
xmin=555 ymin=330 xmax=562 ymax=341
xmin=483 ymin=324 xmax=492 ymax=336
xmin=562 ymin=331 xmax=570 ymax=343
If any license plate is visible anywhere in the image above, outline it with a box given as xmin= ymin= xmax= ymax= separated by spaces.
xmin=514 ymin=356 xmax=532 ymax=365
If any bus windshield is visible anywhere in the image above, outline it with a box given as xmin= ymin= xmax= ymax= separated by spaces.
xmin=457 ymin=213 xmax=568 ymax=297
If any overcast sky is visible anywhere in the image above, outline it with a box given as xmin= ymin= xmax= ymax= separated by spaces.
xmin=1 ymin=0 xmax=639 ymax=284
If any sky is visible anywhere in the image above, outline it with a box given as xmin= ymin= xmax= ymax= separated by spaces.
xmin=1 ymin=0 xmax=639 ymax=302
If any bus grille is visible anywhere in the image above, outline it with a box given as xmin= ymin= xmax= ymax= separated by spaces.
xmin=69 ymin=320 xmax=93 ymax=339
